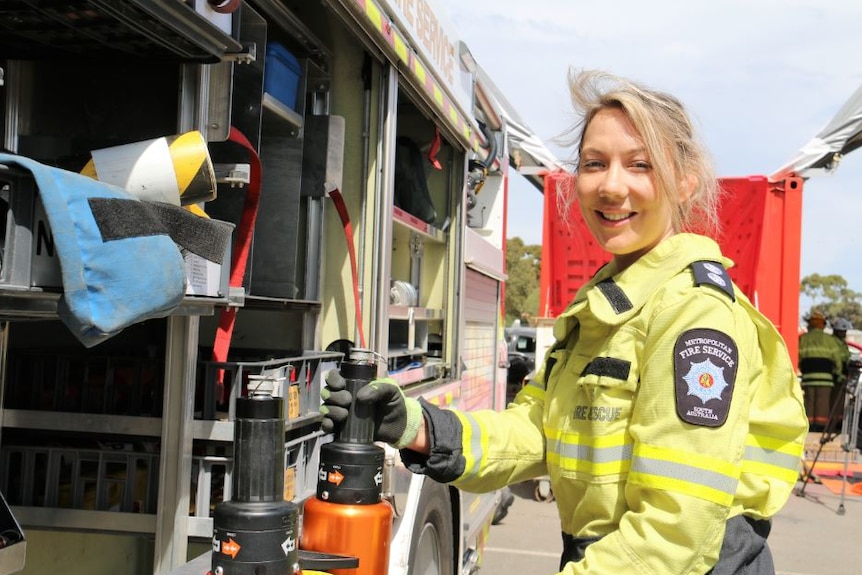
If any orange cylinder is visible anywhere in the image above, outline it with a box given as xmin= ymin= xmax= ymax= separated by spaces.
xmin=301 ymin=497 xmax=393 ymax=575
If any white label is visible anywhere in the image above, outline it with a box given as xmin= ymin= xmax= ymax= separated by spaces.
xmin=184 ymin=252 xmax=222 ymax=297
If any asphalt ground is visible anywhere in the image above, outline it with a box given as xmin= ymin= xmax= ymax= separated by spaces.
xmin=481 ymin=466 xmax=862 ymax=575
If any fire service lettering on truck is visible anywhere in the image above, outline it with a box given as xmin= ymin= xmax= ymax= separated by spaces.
xmin=391 ymin=0 xmax=456 ymax=84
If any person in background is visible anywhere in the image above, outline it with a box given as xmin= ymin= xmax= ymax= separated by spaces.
xmin=798 ymin=311 xmax=846 ymax=431
xmin=323 ymin=70 xmax=808 ymax=574
xmin=829 ymin=317 xmax=853 ymax=427
xmin=831 ymin=317 xmax=852 ymax=381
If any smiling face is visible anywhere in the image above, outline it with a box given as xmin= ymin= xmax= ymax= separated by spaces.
xmin=576 ymin=107 xmax=686 ymax=271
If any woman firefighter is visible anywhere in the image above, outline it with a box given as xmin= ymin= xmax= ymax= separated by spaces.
xmin=323 ymin=70 xmax=808 ymax=575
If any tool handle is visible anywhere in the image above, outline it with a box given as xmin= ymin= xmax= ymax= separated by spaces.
xmin=339 ymin=359 xmax=376 ymax=443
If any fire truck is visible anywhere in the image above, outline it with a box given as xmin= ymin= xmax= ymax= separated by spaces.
xmin=0 ymin=1 xmax=560 ymax=574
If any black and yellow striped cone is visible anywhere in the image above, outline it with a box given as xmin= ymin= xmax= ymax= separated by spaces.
xmin=81 ymin=130 xmax=216 ymax=215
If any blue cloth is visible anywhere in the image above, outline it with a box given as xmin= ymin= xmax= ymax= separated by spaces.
xmin=0 ymin=154 xmax=186 ymax=347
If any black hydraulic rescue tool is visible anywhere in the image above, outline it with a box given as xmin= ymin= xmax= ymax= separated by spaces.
xmin=300 ymin=352 xmax=394 ymax=575
xmin=211 ymin=376 xmax=300 ymax=575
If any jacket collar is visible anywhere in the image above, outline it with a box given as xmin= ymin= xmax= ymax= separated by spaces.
xmin=555 ymin=234 xmax=731 ymax=336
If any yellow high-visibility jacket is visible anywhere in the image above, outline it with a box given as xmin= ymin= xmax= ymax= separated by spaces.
xmin=404 ymin=233 xmax=807 ymax=575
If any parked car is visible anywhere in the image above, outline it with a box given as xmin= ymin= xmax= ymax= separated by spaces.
xmin=504 ymin=325 xmax=537 ymax=403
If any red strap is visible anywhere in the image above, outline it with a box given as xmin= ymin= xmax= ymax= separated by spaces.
xmin=211 ymin=127 xmax=262 ymax=401
xmin=328 ymin=188 xmax=366 ymax=348
xmin=207 ymin=0 xmax=242 ymax=14
xmin=428 ymin=127 xmax=442 ymax=170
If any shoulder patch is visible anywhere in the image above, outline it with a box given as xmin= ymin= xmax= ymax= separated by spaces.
xmin=673 ymin=328 xmax=738 ymax=427
xmin=691 ymin=260 xmax=735 ymax=301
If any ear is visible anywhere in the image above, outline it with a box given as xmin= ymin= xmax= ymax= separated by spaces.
xmin=678 ymin=174 xmax=697 ymax=203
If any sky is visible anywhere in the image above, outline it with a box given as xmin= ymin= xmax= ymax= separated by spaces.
xmin=437 ymin=0 xmax=862 ymax=308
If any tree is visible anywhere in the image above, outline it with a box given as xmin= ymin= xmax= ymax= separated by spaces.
xmin=800 ymin=273 xmax=862 ymax=328
xmin=505 ymin=238 xmax=541 ymax=326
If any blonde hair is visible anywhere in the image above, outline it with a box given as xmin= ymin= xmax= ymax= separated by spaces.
xmin=559 ymin=69 xmax=721 ymax=237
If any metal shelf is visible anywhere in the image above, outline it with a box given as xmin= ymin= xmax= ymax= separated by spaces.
xmin=2 ymin=410 xmax=323 ymax=443
xmin=388 ymin=346 xmax=426 ymax=359
xmin=2 ymin=409 xmax=162 ymax=437
xmin=0 ymin=290 xmax=61 ymax=321
xmin=242 ymin=295 xmax=321 ymax=312
xmin=192 ymin=413 xmax=323 ymax=442
xmin=0 ymin=287 xmax=231 ymax=322
xmin=389 ymin=362 xmax=445 ymax=386
xmin=0 ymin=288 xmax=314 ymax=321
xmin=188 ymin=516 xmax=215 ymax=539
xmin=0 ymin=0 xmax=244 ymax=62
xmin=262 ymin=92 xmax=304 ymax=136
xmin=393 ymin=206 xmax=446 ymax=242
xmin=12 ymin=507 xmax=156 ymax=535
xmin=389 ymin=306 xmax=444 ymax=321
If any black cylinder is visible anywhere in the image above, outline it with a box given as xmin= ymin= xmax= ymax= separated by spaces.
xmin=213 ymin=391 xmax=297 ymax=574
xmin=316 ymin=442 xmax=385 ymax=505
xmin=338 ymin=360 xmax=376 ymax=443
xmin=314 ymin=357 xmax=386 ymax=505
xmin=233 ymin=395 xmax=285 ymax=502
xmin=212 ymin=500 xmax=299 ymax=575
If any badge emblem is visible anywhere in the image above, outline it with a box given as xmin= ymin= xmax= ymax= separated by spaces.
xmin=674 ymin=328 xmax=738 ymax=427
xmin=682 ymin=359 xmax=729 ymax=403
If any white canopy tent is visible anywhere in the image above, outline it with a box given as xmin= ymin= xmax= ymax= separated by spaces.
xmin=772 ymin=83 xmax=862 ymax=180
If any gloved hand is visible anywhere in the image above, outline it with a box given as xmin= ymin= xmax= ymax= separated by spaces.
xmin=321 ymin=369 xmax=423 ymax=448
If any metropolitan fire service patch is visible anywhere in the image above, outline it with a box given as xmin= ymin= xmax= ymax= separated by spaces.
xmin=673 ymin=328 xmax=738 ymax=427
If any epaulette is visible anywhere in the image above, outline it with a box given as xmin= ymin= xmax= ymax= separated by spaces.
xmin=690 ymin=260 xmax=735 ymax=301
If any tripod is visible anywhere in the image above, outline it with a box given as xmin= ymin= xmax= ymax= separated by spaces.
xmin=837 ymin=367 xmax=862 ymax=514
xmin=796 ymin=365 xmax=862 ymax=514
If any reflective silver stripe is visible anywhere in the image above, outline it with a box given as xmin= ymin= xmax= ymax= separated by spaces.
xmin=461 ymin=412 xmax=485 ymax=478
xmin=744 ymin=445 xmax=801 ymax=472
xmin=550 ymin=437 xmax=633 ymax=465
xmin=631 ymin=455 xmax=738 ymax=496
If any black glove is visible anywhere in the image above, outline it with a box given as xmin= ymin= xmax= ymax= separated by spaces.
xmin=321 ymin=369 xmax=422 ymax=448
xmin=319 ymin=368 xmax=354 ymax=434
